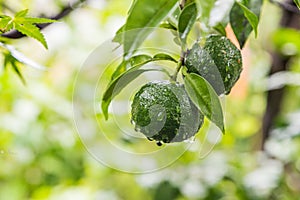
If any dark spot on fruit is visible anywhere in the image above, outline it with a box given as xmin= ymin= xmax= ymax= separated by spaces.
xmin=156 ymin=141 xmax=163 ymax=146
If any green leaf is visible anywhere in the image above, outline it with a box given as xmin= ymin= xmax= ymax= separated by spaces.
xmin=4 ymin=53 xmax=26 ymax=84
xmin=159 ymin=22 xmax=177 ymax=31
xmin=111 ymin=54 xmax=153 ymax=80
xmin=112 ymin=25 xmax=125 ymax=44
xmin=153 ymin=53 xmax=177 ymax=63
xmin=14 ymin=23 xmax=48 ymax=49
xmin=15 ymin=9 xmax=29 ymax=17
xmin=184 ymin=73 xmax=225 ymax=133
xmin=120 ymin=0 xmax=179 ymax=58
xmin=14 ymin=10 xmax=56 ymax=24
xmin=102 ymin=67 xmax=159 ymax=120
xmin=127 ymin=0 xmax=138 ymax=15
xmin=20 ymin=17 xmax=57 ymax=24
xmin=111 ymin=53 xmax=177 ymax=80
xmin=0 ymin=16 xmax=13 ymax=32
xmin=230 ymin=0 xmax=262 ymax=48
xmin=237 ymin=2 xmax=259 ymax=37
xmin=129 ymin=54 xmax=152 ymax=66
xmin=213 ymin=23 xmax=226 ymax=36
xmin=10 ymin=58 xmax=26 ymax=84
xmin=166 ymin=5 xmax=181 ymax=30
xmin=0 ymin=9 xmax=56 ymax=48
xmin=178 ymin=2 xmax=197 ymax=47
xmin=111 ymin=61 xmax=128 ymax=80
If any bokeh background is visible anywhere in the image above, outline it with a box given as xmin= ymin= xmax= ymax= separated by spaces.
xmin=0 ymin=0 xmax=300 ymax=199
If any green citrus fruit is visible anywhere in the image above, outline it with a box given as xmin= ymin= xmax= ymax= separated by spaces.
xmin=131 ymin=81 xmax=204 ymax=144
xmin=185 ymin=35 xmax=242 ymax=95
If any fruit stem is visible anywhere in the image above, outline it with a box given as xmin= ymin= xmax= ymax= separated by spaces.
xmin=180 ymin=0 xmax=186 ymax=9
xmin=171 ymin=51 xmax=185 ymax=82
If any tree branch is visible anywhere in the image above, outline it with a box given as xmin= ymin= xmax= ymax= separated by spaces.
xmin=261 ymin=0 xmax=300 ymax=149
xmin=1 ymin=0 xmax=87 ymax=39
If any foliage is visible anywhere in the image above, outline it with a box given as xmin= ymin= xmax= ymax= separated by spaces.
xmin=0 ymin=0 xmax=300 ymax=200
xmin=0 ymin=9 xmax=56 ymax=49
xmin=102 ymin=0 xmax=261 ymax=139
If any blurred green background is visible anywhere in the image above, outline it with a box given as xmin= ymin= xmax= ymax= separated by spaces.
xmin=0 ymin=0 xmax=300 ymax=199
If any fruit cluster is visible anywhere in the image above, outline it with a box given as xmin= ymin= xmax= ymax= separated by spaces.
xmin=131 ymin=35 xmax=242 ymax=145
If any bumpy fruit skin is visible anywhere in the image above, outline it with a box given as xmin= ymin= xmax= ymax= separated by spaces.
xmin=131 ymin=81 xmax=204 ymax=143
xmin=185 ymin=35 xmax=242 ymax=95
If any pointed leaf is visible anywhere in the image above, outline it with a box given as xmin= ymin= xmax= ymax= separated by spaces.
xmin=166 ymin=5 xmax=181 ymax=28
xmin=14 ymin=23 xmax=48 ymax=49
xmin=111 ymin=54 xmax=153 ymax=80
xmin=111 ymin=53 xmax=177 ymax=80
xmin=213 ymin=23 xmax=226 ymax=36
xmin=111 ymin=60 xmax=129 ymax=80
xmin=153 ymin=53 xmax=177 ymax=63
xmin=102 ymin=67 xmax=159 ymax=119
xmin=10 ymin=59 xmax=26 ymax=84
xmin=178 ymin=2 xmax=197 ymax=46
xmin=21 ymin=17 xmax=57 ymax=24
xmin=121 ymin=0 xmax=178 ymax=58
xmin=4 ymin=53 xmax=26 ymax=84
xmin=237 ymin=2 xmax=259 ymax=37
xmin=15 ymin=9 xmax=29 ymax=17
xmin=159 ymin=22 xmax=177 ymax=31
xmin=230 ymin=0 xmax=262 ymax=48
xmin=112 ymin=25 xmax=125 ymax=44
xmin=0 ymin=16 xmax=13 ymax=32
xmin=129 ymin=54 xmax=152 ymax=66
xmin=184 ymin=73 xmax=225 ymax=133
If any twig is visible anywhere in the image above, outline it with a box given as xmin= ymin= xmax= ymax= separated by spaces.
xmin=1 ymin=0 xmax=87 ymax=39
xmin=171 ymin=51 xmax=185 ymax=81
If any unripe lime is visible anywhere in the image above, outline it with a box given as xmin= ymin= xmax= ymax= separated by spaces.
xmin=185 ymin=35 xmax=242 ymax=95
xmin=131 ymin=81 xmax=203 ymax=144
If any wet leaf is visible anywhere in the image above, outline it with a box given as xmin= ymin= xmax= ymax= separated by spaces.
xmin=102 ymin=67 xmax=158 ymax=120
xmin=184 ymin=73 xmax=225 ymax=133
xmin=114 ymin=0 xmax=178 ymax=58
xmin=178 ymin=2 xmax=197 ymax=47
xmin=230 ymin=0 xmax=262 ymax=48
xmin=153 ymin=53 xmax=177 ymax=63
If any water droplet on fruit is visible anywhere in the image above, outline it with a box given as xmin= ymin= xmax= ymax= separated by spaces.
xmin=134 ymin=127 xmax=141 ymax=132
xmin=157 ymin=111 xmax=164 ymax=121
xmin=184 ymin=137 xmax=195 ymax=143
xmin=130 ymin=119 xmax=135 ymax=125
